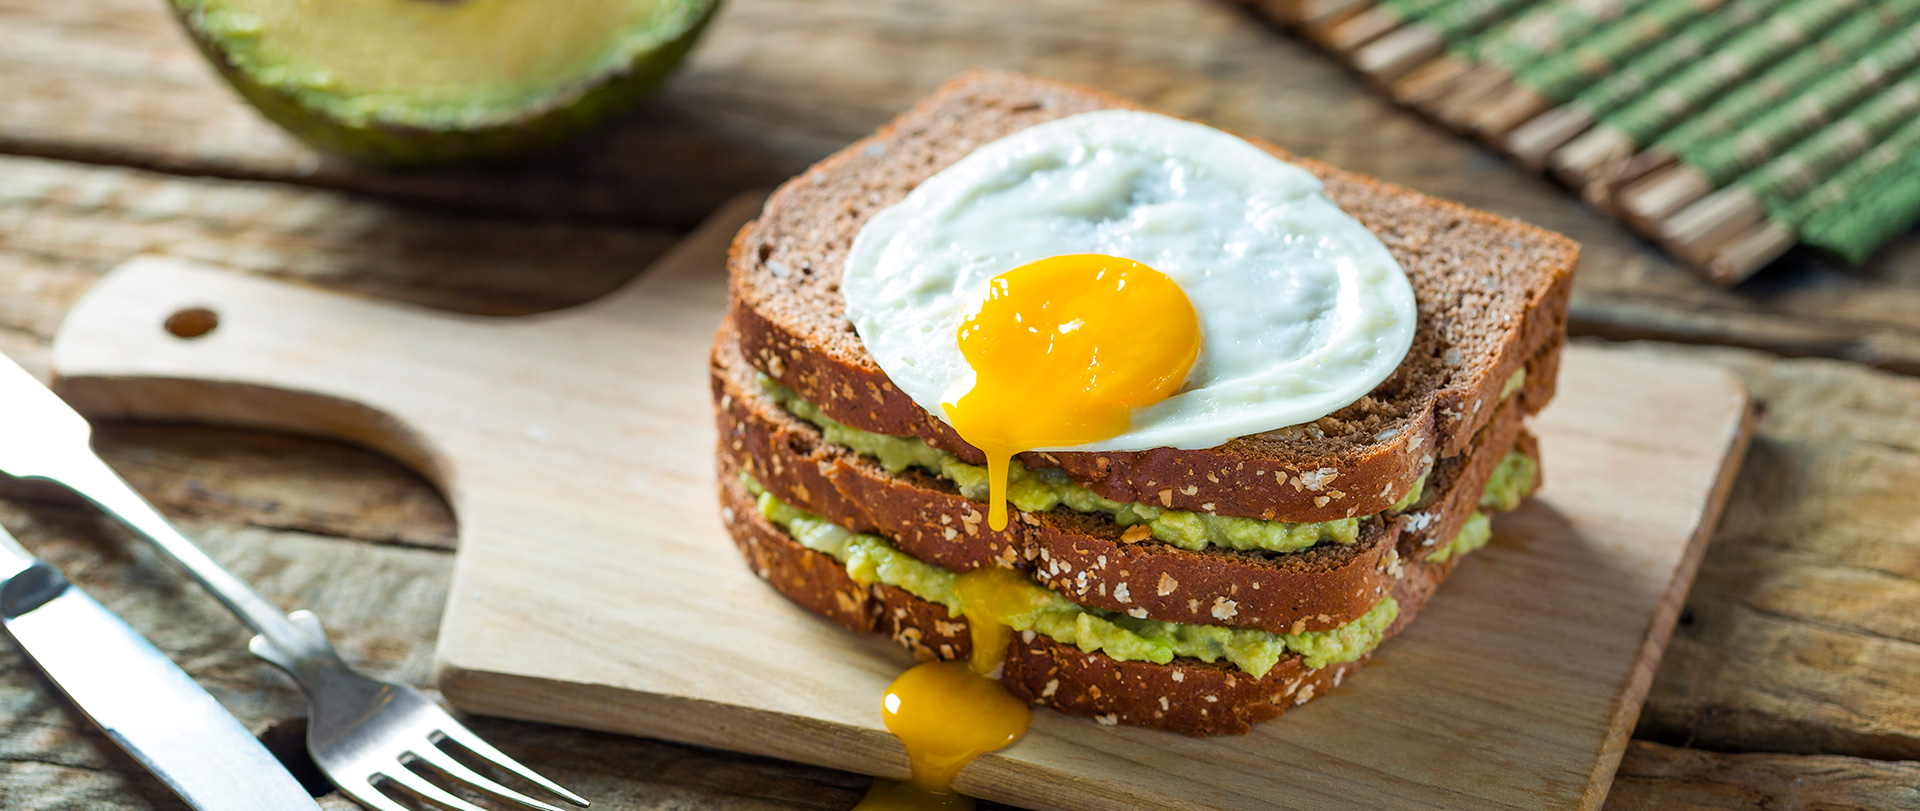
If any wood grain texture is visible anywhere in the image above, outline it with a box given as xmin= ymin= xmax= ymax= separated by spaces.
xmin=0 ymin=0 xmax=1914 ymax=804
xmin=1606 ymin=740 xmax=1920 ymax=811
xmin=0 ymin=154 xmax=682 ymax=319
xmin=31 ymin=198 xmax=1750 ymax=810
xmin=1624 ymin=343 xmax=1920 ymax=763
xmin=1 ymin=0 xmax=1917 ymax=372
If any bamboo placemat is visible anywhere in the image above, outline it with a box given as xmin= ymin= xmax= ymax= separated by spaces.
xmin=1251 ymin=0 xmax=1920 ymax=284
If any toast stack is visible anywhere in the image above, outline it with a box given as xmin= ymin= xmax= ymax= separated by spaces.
xmin=711 ymin=71 xmax=1577 ymax=735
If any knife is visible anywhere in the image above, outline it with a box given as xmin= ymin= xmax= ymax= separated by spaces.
xmin=0 ymin=521 xmax=322 ymax=811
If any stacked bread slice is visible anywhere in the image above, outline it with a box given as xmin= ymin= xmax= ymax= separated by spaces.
xmin=711 ymin=71 xmax=1577 ymax=736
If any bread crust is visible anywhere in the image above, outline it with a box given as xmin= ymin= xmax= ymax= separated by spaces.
xmin=727 ymin=70 xmax=1577 ymax=523
xmin=714 ymin=322 xmax=1543 ymax=633
xmin=719 ymin=464 xmax=1431 ymax=737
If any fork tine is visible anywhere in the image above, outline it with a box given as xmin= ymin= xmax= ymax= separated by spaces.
xmin=332 ymin=778 xmax=418 ymax=811
xmin=407 ymin=744 xmax=566 ymax=811
xmin=378 ymin=766 xmax=491 ymax=811
xmin=431 ymin=726 xmax=588 ymax=807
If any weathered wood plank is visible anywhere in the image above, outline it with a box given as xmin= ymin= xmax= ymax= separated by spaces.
xmin=1605 ymin=740 xmax=1920 ymax=811
xmin=0 ymin=423 xmax=456 ymax=550
xmin=93 ymin=424 xmax=456 ymax=549
xmin=445 ymin=718 xmax=880 ymax=811
xmin=1 ymin=0 xmax=1917 ymax=372
xmin=1597 ymin=340 xmax=1920 ymax=763
xmin=0 ymin=155 xmax=682 ymax=321
xmin=1569 ymin=294 xmax=1920 ymax=377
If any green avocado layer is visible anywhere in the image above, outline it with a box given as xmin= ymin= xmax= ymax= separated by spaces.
xmin=1424 ymin=513 xmax=1489 ymax=563
xmin=740 ymin=373 xmax=1540 ymax=676
xmin=744 ymin=475 xmax=1398 ymax=677
xmin=1424 ymin=449 xmax=1537 ymax=563
xmin=761 ymin=376 xmax=1408 ymax=554
xmin=1500 ymin=367 xmax=1529 ymax=401
xmin=1478 ymin=447 xmax=1538 ymax=513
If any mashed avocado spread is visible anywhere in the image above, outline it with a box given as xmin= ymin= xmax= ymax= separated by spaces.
xmin=760 ymin=376 xmax=1409 ymax=554
xmin=1501 ymin=368 xmax=1528 ymax=401
xmin=1424 ymin=513 xmax=1489 ymax=563
xmin=740 ymin=378 xmax=1538 ymax=675
xmin=745 ymin=475 xmax=1398 ymax=677
xmin=759 ymin=377 xmax=1534 ymax=560
xmin=1423 ymin=449 xmax=1536 ymax=562
xmin=1478 ymin=447 xmax=1537 ymax=513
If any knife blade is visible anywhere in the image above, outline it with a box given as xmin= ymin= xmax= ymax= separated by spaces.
xmin=0 ymin=523 xmax=322 ymax=811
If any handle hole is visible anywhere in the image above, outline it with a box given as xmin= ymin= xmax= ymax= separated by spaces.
xmin=164 ymin=307 xmax=219 ymax=339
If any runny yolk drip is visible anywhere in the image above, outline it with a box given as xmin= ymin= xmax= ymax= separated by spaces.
xmin=861 ymin=255 xmax=1197 ymax=809
xmin=854 ymin=567 xmax=1042 ymax=810
xmin=942 ymin=254 xmax=1201 ymax=532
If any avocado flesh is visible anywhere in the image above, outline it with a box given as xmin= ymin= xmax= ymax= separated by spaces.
xmin=171 ymin=0 xmax=718 ymax=163
xmin=744 ymin=474 xmax=1401 ymax=678
xmin=757 ymin=375 xmax=1380 ymax=554
xmin=757 ymin=376 xmax=1466 ymax=555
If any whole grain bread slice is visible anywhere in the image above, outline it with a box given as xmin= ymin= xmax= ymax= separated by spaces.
xmin=716 ymin=458 xmax=1499 ymax=736
xmin=728 ymin=69 xmax=1576 ymax=524
xmin=715 ymin=320 xmax=1543 ymax=634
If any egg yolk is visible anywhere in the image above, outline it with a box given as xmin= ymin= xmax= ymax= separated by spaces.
xmin=943 ymin=254 xmax=1202 ymax=532
xmin=864 ymin=255 xmax=1195 ymax=809
xmin=855 ymin=567 xmax=1041 ymax=810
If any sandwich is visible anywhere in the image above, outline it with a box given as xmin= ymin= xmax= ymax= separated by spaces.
xmin=710 ymin=71 xmax=1576 ymax=738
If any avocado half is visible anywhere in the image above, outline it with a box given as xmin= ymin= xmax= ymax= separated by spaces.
xmin=169 ymin=0 xmax=720 ymax=165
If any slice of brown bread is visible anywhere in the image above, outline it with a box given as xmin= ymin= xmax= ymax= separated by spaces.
xmin=715 ymin=320 xmax=1543 ymax=634
xmin=728 ymin=69 xmax=1576 ymax=523
xmin=715 ymin=455 xmax=1527 ymax=736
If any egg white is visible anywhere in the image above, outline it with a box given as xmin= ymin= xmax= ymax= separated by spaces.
xmin=841 ymin=110 xmax=1417 ymax=452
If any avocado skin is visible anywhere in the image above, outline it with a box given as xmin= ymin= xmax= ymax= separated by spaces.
xmin=168 ymin=0 xmax=721 ymax=166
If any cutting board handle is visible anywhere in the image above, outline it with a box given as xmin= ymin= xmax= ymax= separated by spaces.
xmin=49 ymin=256 xmax=493 ymax=486
xmin=48 ymin=194 xmax=768 ymax=492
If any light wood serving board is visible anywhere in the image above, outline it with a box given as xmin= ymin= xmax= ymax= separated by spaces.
xmin=49 ymin=195 xmax=1751 ymax=811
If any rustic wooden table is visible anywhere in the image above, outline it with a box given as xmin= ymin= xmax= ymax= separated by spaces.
xmin=2 ymin=1 xmax=1918 ymax=809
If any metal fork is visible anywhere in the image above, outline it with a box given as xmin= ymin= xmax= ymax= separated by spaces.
xmin=0 ymin=356 xmax=589 ymax=811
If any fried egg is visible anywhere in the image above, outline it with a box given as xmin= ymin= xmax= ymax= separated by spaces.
xmin=843 ymin=110 xmax=1416 ymax=530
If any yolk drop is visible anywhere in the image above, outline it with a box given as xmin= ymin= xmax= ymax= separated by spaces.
xmin=858 ymin=660 xmax=1030 ymax=810
xmin=942 ymin=254 xmax=1201 ymax=531
xmin=855 ymin=567 xmax=1043 ymax=810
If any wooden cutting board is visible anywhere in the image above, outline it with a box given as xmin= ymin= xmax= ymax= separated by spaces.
xmin=49 ymin=195 xmax=1751 ymax=811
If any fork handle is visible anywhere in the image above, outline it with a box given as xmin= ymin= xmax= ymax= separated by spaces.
xmin=43 ymin=451 xmax=333 ymax=664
